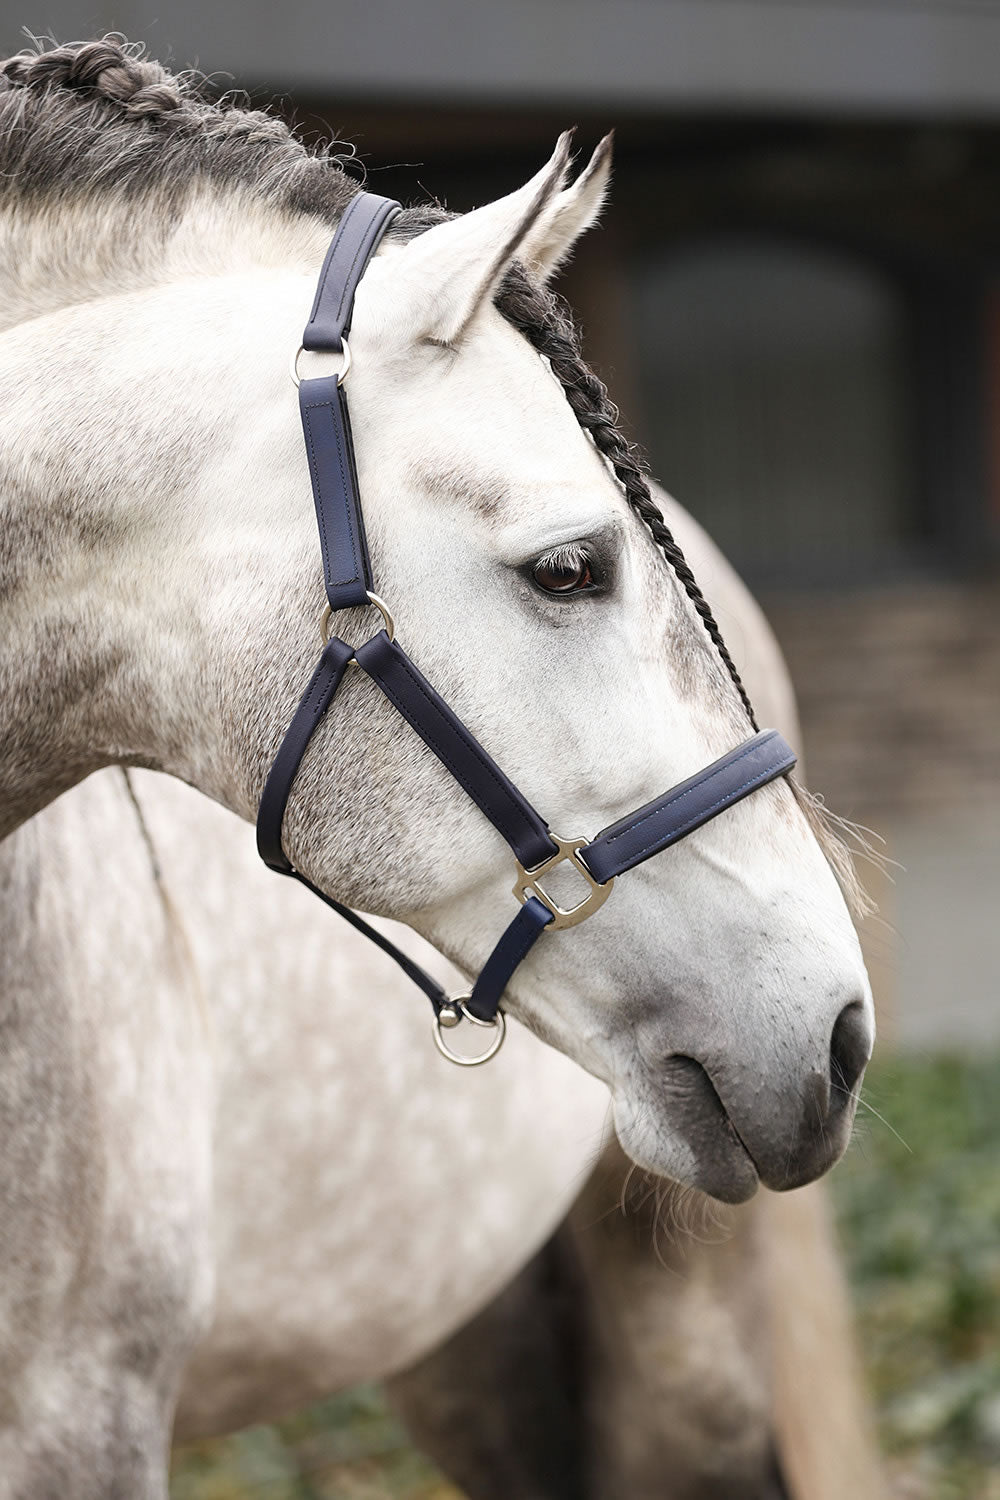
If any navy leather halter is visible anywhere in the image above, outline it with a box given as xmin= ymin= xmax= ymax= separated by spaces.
xmin=257 ymin=191 xmax=797 ymax=1065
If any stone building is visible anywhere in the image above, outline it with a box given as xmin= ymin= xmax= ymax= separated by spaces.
xmin=21 ymin=0 xmax=1000 ymax=1043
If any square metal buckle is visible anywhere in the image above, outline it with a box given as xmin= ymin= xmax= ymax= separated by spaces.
xmin=513 ymin=836 xmax=614 ymax=930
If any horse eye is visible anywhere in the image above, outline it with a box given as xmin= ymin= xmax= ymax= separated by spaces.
xmin=532 ymin=555 xmax=595 ymax=594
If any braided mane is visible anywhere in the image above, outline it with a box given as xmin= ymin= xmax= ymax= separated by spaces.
xmin=0 ymin=35 xmax=758 ymax=730
xmin=0 ymin=36 xmax=358 ymax=220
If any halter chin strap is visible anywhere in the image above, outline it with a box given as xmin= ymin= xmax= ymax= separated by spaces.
xmin=257 ymin=191 xmax=797 ymax=1064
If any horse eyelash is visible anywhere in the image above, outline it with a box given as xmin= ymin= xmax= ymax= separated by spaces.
xmin=535 ymin=542 xmax=592 ymax=572
xmin=530 ymin=541 xmax=604 ymax=588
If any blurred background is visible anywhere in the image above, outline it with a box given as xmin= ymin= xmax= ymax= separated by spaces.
xmin=10 ymin=1 xmax=1000 ymax=1494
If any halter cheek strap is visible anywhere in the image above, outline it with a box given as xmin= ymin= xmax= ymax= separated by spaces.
xmin=353 ymin=631 xmax=558 ymax=872
xmin=257 ymin=191 xmax=797 ymax=1065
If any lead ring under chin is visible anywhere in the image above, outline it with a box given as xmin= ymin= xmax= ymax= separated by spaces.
xmin=433 ymin=999 xmax=506 ymax=1067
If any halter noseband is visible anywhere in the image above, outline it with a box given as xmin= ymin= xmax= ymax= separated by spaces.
xmin=256 ymin=192 xmax=796 ymax=1065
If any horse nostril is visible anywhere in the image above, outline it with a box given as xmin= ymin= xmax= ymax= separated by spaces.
xmin=829 ymin=1001 xmax=871 ymax=1103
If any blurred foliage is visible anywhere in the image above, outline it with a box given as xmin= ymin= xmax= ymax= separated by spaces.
xmin=831 ymin=1053 xmax=1000 ymax=1497
xmin=171 ymin=1053 xmax=1000 ymax=1499
xmin=170 ymin=1385 xmax=460 ymax=1499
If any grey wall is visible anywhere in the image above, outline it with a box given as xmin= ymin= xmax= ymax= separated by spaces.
xmin=10 ymin=0 xmax=1000 ymax=117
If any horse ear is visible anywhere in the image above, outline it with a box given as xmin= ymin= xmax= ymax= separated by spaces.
xmin=517 ymin=133 xmax=614 ymax=284
xmin=383 ymin=134 xmax=574 ymax=346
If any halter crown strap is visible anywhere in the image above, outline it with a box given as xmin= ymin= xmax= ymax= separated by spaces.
xmin=298 ymin=193 xmax=402 ymax=613
xmin=303 ymin=191 xmax=402 ymax=352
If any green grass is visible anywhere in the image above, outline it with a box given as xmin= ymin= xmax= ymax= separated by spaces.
xmin=830 ymin=1053 xmax=1000 ymax=1496
xmin=171 ymin=1052 xmax=1000 ymax=1499
xmin=170 ymin=1385 xmax=461 ymax=1499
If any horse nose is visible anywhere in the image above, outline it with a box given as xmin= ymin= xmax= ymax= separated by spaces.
xmin=829 ymin=999 xmax=872 ymax=1104
xmin=640 ymin=989 xmax=876 ymax=1198
xmin=802 ymin=999 xmax=872 ymax=1125
xmin=800 ymin=999 xmax=872 ymax=1141
xmin=718 ymin=995 xmax=874 ymax=1193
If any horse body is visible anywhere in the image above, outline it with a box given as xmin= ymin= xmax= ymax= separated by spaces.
xmin=143 ymin=773 xmax=611 ymax=1436
xmin=0 ymin=774 xmax=215 ymax=1493
xmin=0 ymin=763 xmax=607 ymax=1446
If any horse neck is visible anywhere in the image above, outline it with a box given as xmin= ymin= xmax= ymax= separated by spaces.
xmin=0 ymin=392 xmax=229 ymax=837
xmin=0 ymin=188 xmax=331 ymax=333
xmin=0 ymin=191 xmax=329 ymax=840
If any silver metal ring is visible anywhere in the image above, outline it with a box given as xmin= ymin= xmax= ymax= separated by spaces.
xmin=319 ymin=591 xmax=395 ymax=646
xmin=433 ymin=1000 xmax=506 ymax=1067
xmin=290 ymin=338 xmax=352 ymax=389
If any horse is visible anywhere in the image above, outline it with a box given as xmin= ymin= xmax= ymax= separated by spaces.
xmin=0 ymin=38 xmax=876 ymax=1498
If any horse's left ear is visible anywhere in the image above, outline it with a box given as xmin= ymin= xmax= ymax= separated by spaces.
xmin=378 ymin=132 xmax=609 ymax=347
xmin=517 ymin=133 xmax=614 ymax=284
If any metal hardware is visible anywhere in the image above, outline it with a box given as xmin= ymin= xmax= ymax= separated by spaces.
xmin=513 ymin=836 xmax=614 ymax=930
xmin=320 ymin=591 xmax=395 ymax=649
xmin=433 ymin=999 xmax=507 ymax=1067
xmin=290 ymin=337 xmax=353 ymax=389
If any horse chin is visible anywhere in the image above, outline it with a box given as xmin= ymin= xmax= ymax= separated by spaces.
xmin=612 ymin=1057 xmax=761 ymax=1206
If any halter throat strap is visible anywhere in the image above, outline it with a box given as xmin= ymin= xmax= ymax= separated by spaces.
xmin=256 ymin=191 xmax=797 ymax=1063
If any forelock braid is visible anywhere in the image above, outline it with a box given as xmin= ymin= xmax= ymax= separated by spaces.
xmin=498 ymin=267 xmax=759 ymax=732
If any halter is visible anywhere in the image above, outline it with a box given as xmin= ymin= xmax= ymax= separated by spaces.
xmin=257 ymin=192 xmax=796 ymax=1065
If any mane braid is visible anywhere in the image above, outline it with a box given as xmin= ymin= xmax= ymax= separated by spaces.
xmin=496 ymin=267 xmax=760 ymax=732
xmin=0 ymin=34 xmax=757 ymax=731
xmin=0 ymin=37 xmax=359 ymax=222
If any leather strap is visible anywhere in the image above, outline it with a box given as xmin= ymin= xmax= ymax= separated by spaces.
xmin=582 ymin=730 xmax=796 ymax=885
xmin=290 ymin=871 xmax=450 ymax=1014
xmin=299 ymin=378 xmax=372 ymax=612
xmin=355 ymin=631 xmax=559 ymax=872
xmin=257 ymin=635 xmax=355 ymax=872
xmin=303 ymin=192 xmax=401 ymax=352
xmin=256 ymin=194 xmax=459 ymax=1024
xmin=466 ymin=896 xmax=553 ymax=1022
xmin=299 ymin=192 xmax=401 ymax=613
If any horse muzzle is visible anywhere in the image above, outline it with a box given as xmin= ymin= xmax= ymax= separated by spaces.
xmin=613 ymin=995 xmax=874 ymax=1203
